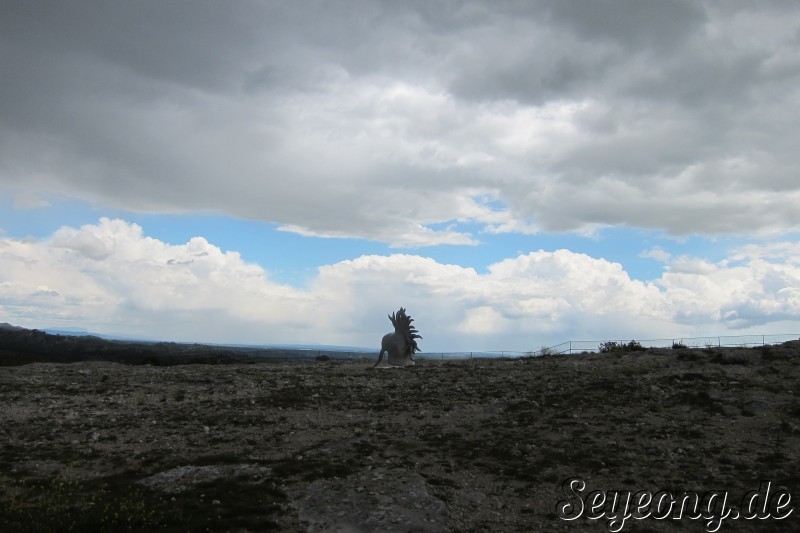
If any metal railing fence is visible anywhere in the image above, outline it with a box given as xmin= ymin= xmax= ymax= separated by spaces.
xmin=230 ymin=333 xmax=799 ymax=362
xmin=540 ymin=333 xmax=800 ymax=355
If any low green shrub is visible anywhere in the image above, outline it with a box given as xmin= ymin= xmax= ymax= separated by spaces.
xmin=599 ymin=340 xmax=646 ymax=353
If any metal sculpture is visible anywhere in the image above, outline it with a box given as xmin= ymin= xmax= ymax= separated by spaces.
xmin=373 ymin=307 xmax=422 ymax=367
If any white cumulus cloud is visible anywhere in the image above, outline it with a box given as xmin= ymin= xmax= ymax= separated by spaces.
xmin=2 ymin=219 xmax=799 ymax=350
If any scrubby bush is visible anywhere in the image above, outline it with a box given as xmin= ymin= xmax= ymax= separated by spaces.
xmin=599 ymin=340 xmax=646 ymax=353
xmin=598 ymin=341 xmax=617 ymax=353
xmin=677 ymin=350 xmax=703 ymax=362
xmin=141 ymin=355 xmax=162 ymax=366
xmin=171 ymin=386 xmax=187 ymax=402
xmin=0 ymin=473 xmax=165 ymax=532
xmin=711 ymin=351 xmax=749 ymax=365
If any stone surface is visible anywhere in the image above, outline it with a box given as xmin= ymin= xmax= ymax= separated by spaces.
xmin=292 ymin=467 xmax=446 ymax=532
xmin=1 ymin=345 xmax=799 ymax=531
xmin=137 ymin=464 xmax=273 ymax=494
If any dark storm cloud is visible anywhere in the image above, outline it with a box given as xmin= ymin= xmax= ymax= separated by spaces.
xmin=2 ymin=1 xmax=799 ymax=243
xmin=444 ymin=0 xmax=707 ymax=104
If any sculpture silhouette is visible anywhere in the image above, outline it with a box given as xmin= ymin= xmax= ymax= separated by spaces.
xmin=373 ymin=307 xmax=422 ymax=367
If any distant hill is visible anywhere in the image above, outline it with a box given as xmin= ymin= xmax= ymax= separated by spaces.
xmin=0 ymin=324 xmax=371 ymax=366
xmin=42 ymin=327 xmax=92 ymax=336
xmin=41 ymin=327 xmax=157 ymax=342
xmin=36 ymin=325 xmax=374 ymax=352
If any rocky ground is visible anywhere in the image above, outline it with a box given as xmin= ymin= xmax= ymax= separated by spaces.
xmin=1 ymin=343 xmax=799 ymax=532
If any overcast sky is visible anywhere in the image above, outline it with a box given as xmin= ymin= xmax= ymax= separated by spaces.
xmin=2 ymin=1 xmax=799 ymax=351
